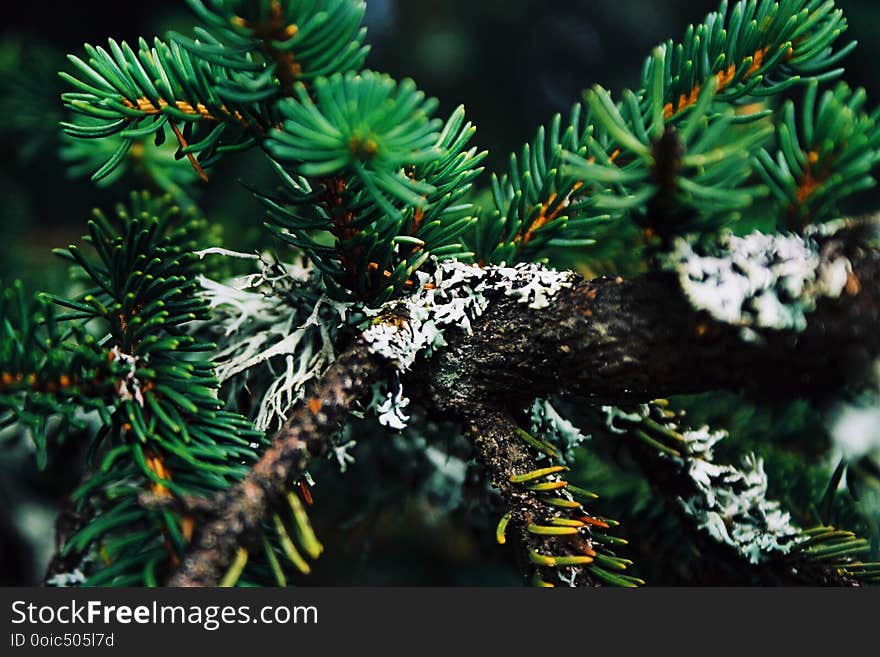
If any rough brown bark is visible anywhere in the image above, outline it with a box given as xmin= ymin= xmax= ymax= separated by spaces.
xmin=169 ymin=238 xmax=880 ymax=585
xmin=464 ymin=409 xmax=603 ymax=587
xmin=425 ymin=247 xmax=880 ymax=415
xmin=168 ymin=341 xmax=385 ymax=586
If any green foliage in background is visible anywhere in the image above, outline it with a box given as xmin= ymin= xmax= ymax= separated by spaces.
xmin=1 ymin=0 xmax=879 ymax=586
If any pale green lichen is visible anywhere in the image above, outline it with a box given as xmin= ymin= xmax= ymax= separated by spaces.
xmin=196 ymin=252 xmax=348 ymax=431
xmin=669 ymin=230 xmax=850 ymax=338
xmin=529 ymin=398 xmax=590 ymax=459
xmin=604 ymin=404 xmax=802 ymax=563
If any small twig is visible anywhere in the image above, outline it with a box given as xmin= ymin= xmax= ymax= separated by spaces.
xmin=137 ymin=490 xmax=218 ymax=516
xmin=167 ymin=340 xmax=385 ymax=586
xmin=169 ymin=122 xmax=209 ymax=182
xmin=464 ymin=409 xmax=604 ymax=587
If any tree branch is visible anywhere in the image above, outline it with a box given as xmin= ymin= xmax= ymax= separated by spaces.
xmin=425 ymin=244 xmax=880 ymax=414
xmin=167 ymin=340 xmax=386 ymax=586
xmin=169 ymin=234 xmax=880 ymax=586
xmin=603 ymin=412 xmax=862 ymax=586
xmin=464 ymin=408 xmax=614 ymax=586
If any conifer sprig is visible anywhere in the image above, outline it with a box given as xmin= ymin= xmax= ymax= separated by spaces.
xmin=178 ymin=0 xmax=369 ymax=91
xmin=45 ymin=193 xmax=327 ymax=587
xmin=267 ymin=71 xmax=444 ymax=214
xmin=0 ymin=283 xmax=112 ymax=469
xmin=653 ymin=0 xmax=853 ymax=120
xmin=563 ymin=79 xmax=773 ymax=240
xmin=61 ymin=37 xmax=276 ymax=181
xmin=474 ymin=0 xmax=854 ymax=263
xmin=505 ymin=427 xmax=643 ymax=588
xmin=471 ymin=105 xmax=609 ymax=265
xmin=756 ymin=81 xmax=880 ymax=229
xmin=29 ymin=192 xmax=269 ymax=585
xmin=264 ymin=100 xmax=485 ymax=303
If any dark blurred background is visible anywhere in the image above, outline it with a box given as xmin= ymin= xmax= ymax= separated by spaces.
xmin=2 ymin=1 xmax=879 ymax=585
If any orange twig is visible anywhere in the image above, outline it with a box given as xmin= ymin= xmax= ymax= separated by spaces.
xmin=662 ymin=46 xmax=775 ymax=120
xmin=169 ymin=122 xmax=209 ymax=183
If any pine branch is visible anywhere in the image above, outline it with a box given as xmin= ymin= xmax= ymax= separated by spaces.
xmin=168 ymin=340 xmax=386 ymax=586
xmin=21 ymin=193 xmax=268 ymax=586
xmin=263 ymin=101 xmax=484 ymax=304
xmin=179 ymin=0 xmax=369 ymax=94
xmin=756 ymin=81 xmax=880 ymax=229
xmin=424 ymin=227 xmax=880 ymax=411
xmin=61 ymin=2 xmax=370 ymax=183
xmin=465 ymin=408 xmax=639 ymax=587
xmin=1 ymin=283 xmax=114 ymax=468
xmin=140 ymin=221 xmax=880 ymax=586
xmin=20 ymin=0 xmax=880 ymax=588
xmin=599 ymin=402 xmax=874 ymax=585
xmin=655 ymin=0 xmax=853 ymax=118
xmin=61 ymin=37 xmax=276 ymax=181
xmin=474 ymin=0 xmax=855 ymax=264
xmin=266 ymin=72 xmax=443 ymax=214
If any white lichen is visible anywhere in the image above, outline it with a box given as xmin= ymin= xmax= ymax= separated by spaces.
xmin=557 ymin=567 xmax=579 ymax=588
xmin=670 ymin=230 xmax=850 ymax=338
xmin=363 ymin=260 xmax=573 ymax=371
xmin=197 ymin=253 xmax=348 ymax=431
xmin=319 ymin=419 xmax=361 ymax=474
xmin=496 ymin=263 xmax=574 ymax=309
xmin=825 ymin=356 xmax=880 ymax=463
xmin=370 ymin=382 xmax=412 ymax=430
xmin=602 ymin=404 xmax=650 ymax=434
xmin=529 ymin=399 xmax=590 ymax=459
xmin=828 ymin=393 xmax=880 ymax=464
xmin=197 ymin=254 xmax=572 ymax=434
xmin=46 ymin=568 xmax=87 ymax=587
xmin=331 ymin=439 xmax=358 ymax=473
xmin=110 ymin=346 xmax=144 ymax=406
xmin=676 ymin=425 xmax=801 ymax=563
xmin=679 ymin=450 xmax=800 ymax=564
xmin=604 ymin=404 xmax=801 ymax=563
xmin=362 ymin=261 xmax=488 ymax=370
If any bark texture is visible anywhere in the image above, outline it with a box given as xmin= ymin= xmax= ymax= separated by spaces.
xmin=168 ymin=342 xmax=385 ymax=586
xmin=170 ymin=236 xmax=880 ymax=585
xmin=425 ymin=246 xmax=880 ymax=414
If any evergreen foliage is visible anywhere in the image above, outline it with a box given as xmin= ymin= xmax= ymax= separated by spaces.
xmin=2 ymin=0 xmax=880 ymax=586
xmin=264 ymin=97 xmax=484 ymax=302
xmin=756 ymin=81 xmax=880 ymax=228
